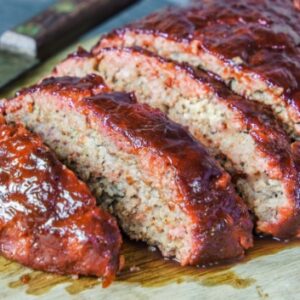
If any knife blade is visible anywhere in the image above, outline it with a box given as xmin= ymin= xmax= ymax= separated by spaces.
xmin=0 ymin=0 xmax=138 ymax=89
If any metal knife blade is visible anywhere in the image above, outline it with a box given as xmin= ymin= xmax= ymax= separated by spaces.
xmin=0 ymin=50 xmax=38 ymax=88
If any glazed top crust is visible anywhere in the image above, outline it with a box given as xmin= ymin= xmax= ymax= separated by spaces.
xmin=111 ymin=0 xmax=300 ymax=115
xmin=0 ymin=119 xmax=121 ymax=286
xmin=11 ymin=75 xmax=253 ymax=263
xmin=18 ymin=73 xmax=110 ymax=98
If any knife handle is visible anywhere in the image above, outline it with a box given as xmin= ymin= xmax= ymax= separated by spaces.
xmin=0 ymin=0 xmax=137 ymax=59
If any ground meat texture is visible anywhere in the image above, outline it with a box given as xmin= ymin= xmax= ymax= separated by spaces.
xmin=0 ymin=117 xmax=121 ymax=287
xmin=2 ymin=75 xmax=253 ymax=266
xmin=93 ymin=0 xmax=300 ymax=140
xmin=50 ymin=48 xmax=300 ymax=239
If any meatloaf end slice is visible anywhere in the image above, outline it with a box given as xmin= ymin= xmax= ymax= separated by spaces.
xmin=52 ymin=47 xmax=300 ymax=239
xmin=93 ymin=0 xmax=300 ymax=139
xmin=0 ymin=116 xmax=121 ymax=287
xmin=2 ymin=74 xmax=253 ymax=265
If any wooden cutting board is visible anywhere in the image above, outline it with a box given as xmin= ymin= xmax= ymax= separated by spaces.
xmin=1 ymin=37 xmax=300 ymax=300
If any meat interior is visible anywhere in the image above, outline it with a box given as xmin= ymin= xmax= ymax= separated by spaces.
xmin=55 ymin=49 xmax=288 ymax=233
xmin=5 ymin=93 xmax=195 ymax=265
xmin=98 ymin=33 xmax=296 ymax=138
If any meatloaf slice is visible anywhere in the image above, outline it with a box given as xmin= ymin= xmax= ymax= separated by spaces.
xmin=51 ymin=47 xmax=300 ymax=239
xmin=93 ymin=0 xmax=300 ymax=139
xmin=0 ymin=117 xmax=121 ymax=287
xmin=1 ymin=74 xmax=253 ymax=266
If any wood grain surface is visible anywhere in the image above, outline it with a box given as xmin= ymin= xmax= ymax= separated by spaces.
xmin=1 ymin=36 xmax=300 ymax=300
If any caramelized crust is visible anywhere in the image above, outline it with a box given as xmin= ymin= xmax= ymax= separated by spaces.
xmin=3 ymin=75 xmax=253 ymax=265
xmin=94 ymin=0 xmax=300 ymax=138
xmin=0 ymin=119 xmax=121 ymax=287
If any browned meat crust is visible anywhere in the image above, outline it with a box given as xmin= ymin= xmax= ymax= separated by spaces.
xmin=94 ymin=0 xmax=300 ymax=138
xmin=2 ymin=75 xmax=253 ymax=265
xmin=0 ymin=117 xmax=121 ymax=287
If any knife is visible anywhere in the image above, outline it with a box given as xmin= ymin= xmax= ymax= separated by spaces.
xmin=0 ymin=0 xmax=138 ymax=89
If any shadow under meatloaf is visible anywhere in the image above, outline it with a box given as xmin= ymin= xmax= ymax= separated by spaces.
xmin=1 ymin=74 xmax=253 ymax=266
xmin=0 ymin=117 xmax=121 ymax=287
xmin=93 ymin=0 xmax=300 ymax=140
xmin=51 ymin=47 xmax=300 ymax=239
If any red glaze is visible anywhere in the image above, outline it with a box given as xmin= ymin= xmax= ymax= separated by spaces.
xmin=18 ymin=73 xmax=110 ymax=98
xmin=5 ymin=75 xmax=253 ymax=265
xmin=0 ymin=119 xmax=121 ymax=287
xmin=96 ymin=0 xmax=300 ymax=122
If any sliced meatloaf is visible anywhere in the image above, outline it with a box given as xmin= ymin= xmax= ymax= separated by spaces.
xmin=1 ymin=74 xmax=253 ymax=265
xmin=93 ymin=0 xmax=300 ymax=139
xmin=0 ymin=117 xmax=121 ymax=287
xmin=51 ymin=47 xmax=300 ymax=239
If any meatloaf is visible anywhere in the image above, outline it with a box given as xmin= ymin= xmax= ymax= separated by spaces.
xmin=1 ymin=74 xmax=253 ymax=265
xmin=0 ymin=116 xmax=121 ymax=287
xmin=52 ymin=47 xmax=300 ymax=239
xmin=93 ymin=0 xmax=300 ymax=139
